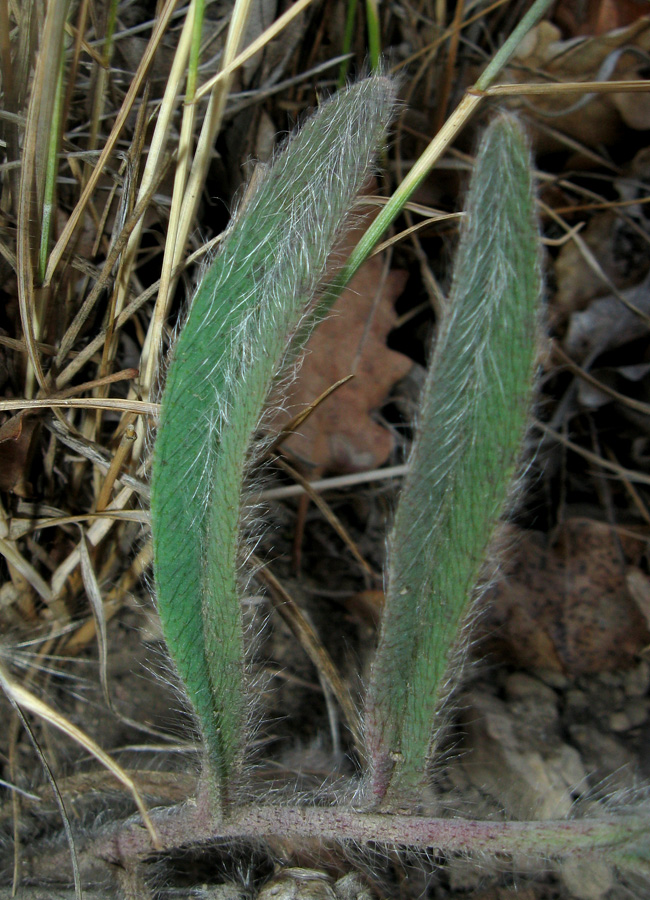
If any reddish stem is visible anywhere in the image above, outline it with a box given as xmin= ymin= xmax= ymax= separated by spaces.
xmin=96 ymin=802 xmax=645 ymax=868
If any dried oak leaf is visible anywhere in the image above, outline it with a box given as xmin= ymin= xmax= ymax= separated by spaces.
xmin=477 ymin=519 xmax=650 ymax=675
xmin=563 ymin=270 xmax=650 ymax=362
xmin=554 ymin=0 xmax=650 ymax=37
xmin=554 ymin=212 xmax=650 ymax=319
xmin=509 ymin=18 xmax=650 ymax=151
xmin=277 ymin=252 xmax=412 ymax=474
xmin=0 ymin=413 xmax=38 ymax=496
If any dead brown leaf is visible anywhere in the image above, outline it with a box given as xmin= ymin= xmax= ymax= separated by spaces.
xmin=277 ymin=230 xmax=412 ymax=474
xmin=478 ymin=519 xmax=650 ymax=675
xmin=0 ymin=414 xmax=38 ymax=495
xmin=563 ymin=270 xmax=650 ymax=361
xmin=554 ymin=211 xmax=650 ymax=318
xmin=510 ymin=17 xmax=650 ymax=151
xmin=555 ymin=0 xmax=650 ymax=37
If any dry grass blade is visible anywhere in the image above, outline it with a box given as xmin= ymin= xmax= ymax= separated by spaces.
xmin=136 ymin=5 xmax=200 ymax=401
xmin=62 ymin=0 xmax=91 ymax=134
xmin=551 ymin=341 xmax=650 ymax=416
xmin=0 ymin=536 xmax=53 ymax=603
xmin=45 ymin=420 xmax=151 ymax=500
xmin=170 ymin=0 xmax=253 ymax=247
xmin=0 ymin=334 xmax=66 ymax=356
xmin=55 ymin=158 xmax=173 ymax=366
xmin=9 ymin=510 xmax=149 ymax=540
xmin=138 ymin=0 xmax=255 ymax=407
xmin=393 ymin=0 xmax=510 ymax=73
xmin=51 ymin=485 xmax=141 ymax=596
xmin=109 ymin=3 xmax=196 ymax=391
xmin=0 ymin=369 xmax=140 ymax=442
xmin=96 ymin=421 xmax=138 ymax=511
xmin=54 ymin=235 xmax=221 ymax=389
xmin=194 ymin=0 xmax=317 ymax=101
xmin=15 ymin=0 xmax=71 ymax=394
xmin=78 ymin=529 xmax=111 ymax=709
xmin=261 ymin=464 xmax=409 ymax=501
xmin=485 ymin=79 xmax=650 ymax=96
xmin=553 ymin=195 xmax=650 ymax=215
xmin=269 ymin=375 xmax=355 ymax=451
xmin=434 ymin=0 xmax=465 ymax=132
xmin=253 ymin=558 xmax=364 ymax=754
xmin=372 ymin=212 xmax=462 ymax=254
xmin=542 ymin=222 xmax=585 ymax=247
xmin=64 ymin=541 xmax=153 ymax=656
xmin=85 ymin=0 xmax=119 ymax=168
xmin=275 ymin=457 xmax=378 ymax=579
xmin=43 ymin=0 xmax=178 ymax=286
xmin=0 ymin=664 xmax=162 ymax=850
xmin=541 ymin=201 xmax=650 ymax=327
xmin=0 ymin=398 xmax=157 ymax=415
xmin=534 ymin=420 xmax=650 ymax=487
xmin=3 ymin=696 xmax=82 ymax=899
xmin=55 ymin=369 xmax=140 ymax=397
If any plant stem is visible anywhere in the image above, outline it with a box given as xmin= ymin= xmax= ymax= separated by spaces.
xmin=99 ymin=803 xmax=648 ymax=870
xmin=474 ymin=0 xmax=553 ymax=92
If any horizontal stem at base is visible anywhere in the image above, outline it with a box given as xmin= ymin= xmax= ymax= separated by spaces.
xmin=100 ymin=802 xmax=646 ymax=868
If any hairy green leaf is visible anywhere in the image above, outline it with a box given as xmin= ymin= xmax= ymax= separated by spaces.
xmin=364 ymin=115 xmax=541 ymax=809
xmin=150 ymin=76 xmax=395 ymax=808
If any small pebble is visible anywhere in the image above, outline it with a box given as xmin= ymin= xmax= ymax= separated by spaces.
xmin=608 ymin=711 xmax=631 ymax=732
xmin=504 ymin=672 xmax=557 ymax=704
xmin=623 ymin=660 xmax=650 ymax=697
xmin=609 ymin=698 xmax=649 ymax=732
xmin=532 ymin=668 xmax=569 ymax=689
xmin=624 ymin=697 xmax=649 ymax=728
xmin=560 ymin=857 xmax=614 ymax=900
xmin=564 ymin=689 xmax=589 ymax=716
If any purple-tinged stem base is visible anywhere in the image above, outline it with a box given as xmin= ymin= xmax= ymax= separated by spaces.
xmin=97 ymin=802 xmax=645 ymax=869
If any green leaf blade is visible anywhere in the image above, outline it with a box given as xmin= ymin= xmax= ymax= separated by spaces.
xmin=150 ymin=76 xmax=396 ymax=808
xmin=364 ymin=114 xmax=542 ymax=810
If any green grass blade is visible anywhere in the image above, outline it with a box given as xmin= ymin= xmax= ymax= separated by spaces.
xmin=325 ymin=0 xmax=554 ymax=305
xmin=365 ymin=0 xmax=381 ymax=72
xmin=38 ymin=45 xmax=65 ymax=283
xmin=337 ymin=0 xmax=359 ymax=87
xmin=150 ymin=76 xmax=395 ymax=809
xmin=363 ymin=115 xmax=541 ymax=810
